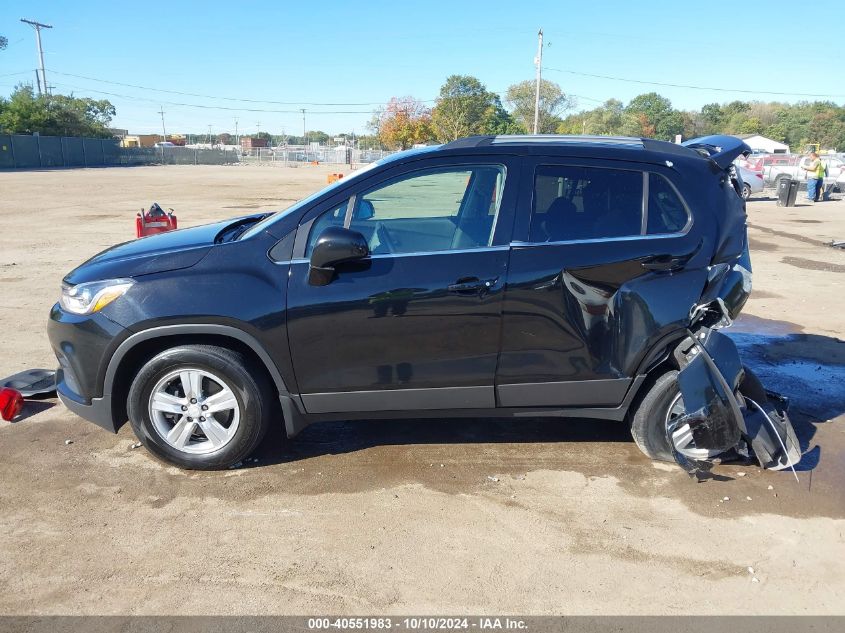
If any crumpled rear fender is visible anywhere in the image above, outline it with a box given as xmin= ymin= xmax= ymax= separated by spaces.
xmin=669 ymin=328 xmax=801 ymax=476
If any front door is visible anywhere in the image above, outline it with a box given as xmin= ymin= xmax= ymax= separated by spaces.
xmin=287 ymin=157 xmax=518 ymax=414
xmin=496 ymin=157 xmax=712 ymax=408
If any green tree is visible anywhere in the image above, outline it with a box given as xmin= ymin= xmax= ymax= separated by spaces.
xmin=584 ymin=99 xmax=624 ymax=135
xmin=624 ymin=92 xmax=682 ymax=140
xmin=479 ymin=94 xmax=524 ymax=135
xmin=0 ymin=85 xmax=116 ymax=137
xmin=304 ymin=130 xmax=329 ymax=144
xmin=0 ymin=35 xmax=8 ymax=50
xmin=431 ymin=75 xmax=494 ymax=141
xmin=505 ymin=79 xmax=573 ymax=134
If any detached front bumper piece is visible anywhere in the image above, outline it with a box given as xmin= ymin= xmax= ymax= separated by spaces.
xmin=669 ymin=328 xmax=801 ymax=477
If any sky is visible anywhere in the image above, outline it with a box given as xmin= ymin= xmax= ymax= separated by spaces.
xmin=2 ymin=0 xmax=843 ymax=136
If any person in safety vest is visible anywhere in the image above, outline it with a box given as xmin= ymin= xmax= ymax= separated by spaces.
xmin=802 ymin=152 xmax=825 ymax=203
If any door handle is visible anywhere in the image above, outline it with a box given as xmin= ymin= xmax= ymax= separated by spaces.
xmin=640 ymin=255 xmax=688 ymax=273
xmin=448 ymin=276 xmax=498 ymax=296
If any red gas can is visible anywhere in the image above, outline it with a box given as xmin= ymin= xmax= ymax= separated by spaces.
xmin=136 ymin=203 xmax=178 ymax=238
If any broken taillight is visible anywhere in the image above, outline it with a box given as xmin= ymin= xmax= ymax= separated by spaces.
xmin=0 ymin=388 xmax=24 ymax=421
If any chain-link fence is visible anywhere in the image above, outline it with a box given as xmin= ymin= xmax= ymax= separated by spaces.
xmin=0 ymin=134 xmax=239 ymax=169
xmin=238 ymin=146 xmax=395 ymax=166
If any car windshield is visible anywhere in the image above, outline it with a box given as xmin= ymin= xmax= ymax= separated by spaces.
xmin=237 ymin=161 xmax=382 ymax=240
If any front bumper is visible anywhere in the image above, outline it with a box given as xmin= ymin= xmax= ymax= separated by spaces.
xmin=56 ymin=374 xmax=117 ymax=432
xmin=47 ymin=303 xmax=127 ymax=432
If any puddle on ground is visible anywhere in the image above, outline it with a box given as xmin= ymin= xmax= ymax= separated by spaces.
xmin=747 ymin=222 xmax=830 ymax=248
xmin=728 ymin=314 xmax=845 ymax=421
xmin=748 ymin=237 xmax=779 ymax=252
xmin=746 ymin=289 xmax=783 ymax=300
xmin=781 ymin=256 xmax=845 ymax=273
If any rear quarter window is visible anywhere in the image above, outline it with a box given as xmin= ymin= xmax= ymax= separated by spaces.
xmin=647 ymin=173 xmax=689 ymax=235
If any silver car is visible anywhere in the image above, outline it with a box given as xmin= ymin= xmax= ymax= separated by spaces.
xmin=738 ymin=165 xmax=764 ymax=199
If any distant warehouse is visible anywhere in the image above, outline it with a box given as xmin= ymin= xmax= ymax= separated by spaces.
xmin=735 ymin=134 xmax=789 ymax=154
xmin=240 ymin=137 xmax=268 ymax=150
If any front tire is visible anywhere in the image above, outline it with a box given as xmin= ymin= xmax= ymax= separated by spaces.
xmin=127 ymin=345 xmax=271 ymax=470
xmin=742 ymin=183 xmax=752 ymax=200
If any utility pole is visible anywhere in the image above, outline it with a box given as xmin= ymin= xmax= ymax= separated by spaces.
xmin=207 ymin=125 xmax=212 ymax=144
xmin=301 ymin=108 xmax=307 ymax=146
xmin=234 ymin=117 xmax=239 ymax=146
xmin=21 ymin=18 xmax=53 ymax=96
xmin=158 ymin=106 xmax=167 ymax=143
xmin=533 ymin=28 xmax=543 ymax=135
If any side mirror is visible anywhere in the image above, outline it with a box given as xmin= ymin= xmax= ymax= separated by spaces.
xmin=309 ymin=226 xmax=369 ymax=286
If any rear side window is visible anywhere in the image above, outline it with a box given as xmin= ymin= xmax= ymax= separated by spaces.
xmin=530 ymin=165 xmax=643 ymax=242
xmin=647 ymin=174 xmax=689 ymax=234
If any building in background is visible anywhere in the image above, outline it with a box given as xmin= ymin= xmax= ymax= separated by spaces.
xmin=736 ymin=134 xmax=790 ymax=154
xmin=240 ymin=137 xmax=268 ymax=150
xmin=121 ymin=133 xmax=186 ymax=148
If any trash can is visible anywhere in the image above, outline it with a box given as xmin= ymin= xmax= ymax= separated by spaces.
xmin=777 ymin=178 xmax=799 ymax=207
xmin=788 ymin=179 xmax=800 ymax=206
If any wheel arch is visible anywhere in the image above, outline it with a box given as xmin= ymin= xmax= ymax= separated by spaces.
xmin=105 ymin=324 xmax=291 ymax=431
xmin=623 ymin=328 xmax=689 ymax=422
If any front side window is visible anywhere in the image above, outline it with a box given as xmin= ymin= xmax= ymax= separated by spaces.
xmin=349 ymin=165 xmax=505 ymax=255
xmin=530 ymin=165 xmax=643 ymax=242
xmin=304 ymin=201 xmax=348 ymax=257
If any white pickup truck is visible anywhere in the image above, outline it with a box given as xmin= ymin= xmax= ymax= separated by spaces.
xmin=765 ymin=154 xmax=845 ymax=192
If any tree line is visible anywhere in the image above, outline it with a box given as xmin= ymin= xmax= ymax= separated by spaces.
xmin=0 ymin=85 xmax=116 ymax=139
xmin=3 ymin=74 xmax=845 ymax=153
xmin=374 ymin=74 xmax=845 ymax=152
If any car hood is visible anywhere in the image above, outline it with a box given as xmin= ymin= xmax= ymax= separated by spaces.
xmin=64 ymin=218 xmax=243 ymax=285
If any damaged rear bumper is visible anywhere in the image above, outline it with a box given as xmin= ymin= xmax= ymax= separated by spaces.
xmin=669 ymin=327 xmax=801 ymax=477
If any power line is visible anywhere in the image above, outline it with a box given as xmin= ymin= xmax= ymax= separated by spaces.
xmin=35 ymin=68 xmax=610 ymax=115
xmin=49 ymin=70 xmax=417 ymax=106
xmin=49 ymin=81 xmax=376 ymax=114
xmin=0 ymin=71 xmax=34 ymax=79
xmin=545 ymin=66 xmax=845 ymax=99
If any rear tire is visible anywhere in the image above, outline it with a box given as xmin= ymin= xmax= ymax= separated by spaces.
xmin=742 ymin=183 xmax=752 ymax=200
xmin=127 ymin=345 xmax=271 ymax=470
xmin=629 ymin=371 xmax=680 ymax=462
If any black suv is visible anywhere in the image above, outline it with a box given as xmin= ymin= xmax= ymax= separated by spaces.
xmin=48 ymin=135 xmax=800 ymax=474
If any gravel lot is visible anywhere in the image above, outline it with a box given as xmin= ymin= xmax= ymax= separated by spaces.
xmin=1 ymin=165 xmax=844 ymax=615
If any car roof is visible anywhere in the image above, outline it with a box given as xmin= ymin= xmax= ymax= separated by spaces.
xmin=385 ymin=134 xmax=708 ymax=167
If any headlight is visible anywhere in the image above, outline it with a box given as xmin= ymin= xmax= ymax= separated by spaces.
xmin=60 ymin=278 xmax=134 ymax=315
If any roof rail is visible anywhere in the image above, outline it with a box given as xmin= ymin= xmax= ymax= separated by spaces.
xmin=441 ymin=136 xmax=495 ymax=149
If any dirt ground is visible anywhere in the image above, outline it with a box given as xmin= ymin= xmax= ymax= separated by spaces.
xmin=0 ymin=165 xmax=844 ymax=615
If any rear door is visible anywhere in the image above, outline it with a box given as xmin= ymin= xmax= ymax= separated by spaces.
xmin=286 ymin=155 xmax=520 ymax=413
xmin=496 ymin=156 xmax=711 ymax=408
